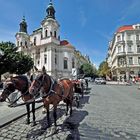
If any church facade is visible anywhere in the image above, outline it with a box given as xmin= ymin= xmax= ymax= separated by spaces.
xmin=15 ymin=1 xmax=89 ymax=79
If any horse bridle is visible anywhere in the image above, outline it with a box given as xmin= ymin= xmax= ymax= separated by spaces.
xmin=33 ymin=74 xmax=55 ymax=98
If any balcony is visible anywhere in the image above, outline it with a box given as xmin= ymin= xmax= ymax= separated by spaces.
xmin=117 ymin=51 xmax=126 ymax=56
xmin=126 ymin=40 xmax=133 ymax=44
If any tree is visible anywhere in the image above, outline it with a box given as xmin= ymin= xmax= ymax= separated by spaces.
xmin=79 ymin=63 xmax=97 ymax=77
xmin=0 ymin=42 xmax=34 ymax=78
xmin=98 ymin=61 xmax=111 ymax=78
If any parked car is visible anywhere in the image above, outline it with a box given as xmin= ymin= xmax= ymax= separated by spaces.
xmin=94 ymin=78 xmax=106 ymax=84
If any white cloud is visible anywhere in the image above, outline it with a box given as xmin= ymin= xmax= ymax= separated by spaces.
xmin=119 ymin=0 xmax=140 ymax=22
xmin=79 ymin=8 xmax=87 ymax=27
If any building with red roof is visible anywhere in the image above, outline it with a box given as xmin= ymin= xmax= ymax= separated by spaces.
xmin=107 ymin=24 xmax=140 ymax=82
xmin=15 ymin=1 xmax=90 ymax=79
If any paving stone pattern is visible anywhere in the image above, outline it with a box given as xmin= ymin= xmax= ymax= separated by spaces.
xmin=0 ymin=84 xmax=140 ymax=140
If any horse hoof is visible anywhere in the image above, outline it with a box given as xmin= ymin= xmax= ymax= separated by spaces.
xmin=31 ymin=122 xmax=37 ymax=127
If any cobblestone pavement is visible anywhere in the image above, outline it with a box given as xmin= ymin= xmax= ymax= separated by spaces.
xmin=0 ymin=84 xmax=140 ymax=140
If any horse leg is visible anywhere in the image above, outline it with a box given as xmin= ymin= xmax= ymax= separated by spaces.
xmin=46 ymin=105 xmax=51 ymax=127
xmin=69 ymin=97 xmax=73 ymax=116
xmin=31 ymin=102 xmax=36 ymax=126
xmin=53 ymin=105 xmax=57 ymax=127
xmin=26 ymin=104 xmax=30 ymax=124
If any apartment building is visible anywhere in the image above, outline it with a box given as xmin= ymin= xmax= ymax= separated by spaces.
xmin=107 ymin=24 xmax=140 ymax=81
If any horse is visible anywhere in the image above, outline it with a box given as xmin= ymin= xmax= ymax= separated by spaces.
xmin=0 ymin=75 xmax=36 ymax=126
xmin=29 ymin=73 xmax=74 ymax=128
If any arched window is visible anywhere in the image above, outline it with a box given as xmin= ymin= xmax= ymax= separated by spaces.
xmin=45 ymin=30 xmax=48 ymax=37
xmin=72 ymin=58 xmax=75 ymax=68
xmin=54 ymin=31 xmax=57 ymax=38
xmin=64 ymin=57 xmax=68 ymax=69
xmin=44 ymin=54 xmax=47 ymax=64
xmin=50 ymin=31 xmax=52 ymax=36
xmin=25 ymin=41 xmax=27 ymax=47
xmin=34 ymin=37 xmax=36 ymax=46
xmin=20 ymin=42 xmax=22 ymax=46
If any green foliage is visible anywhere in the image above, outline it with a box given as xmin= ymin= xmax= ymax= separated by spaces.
xmin=0 ymin=42 xmax=34 ymax=75
xmin=98 ymin=61 xmax=110 ymax=77
xmin=79 ymin=63 xmax=97 ymax=76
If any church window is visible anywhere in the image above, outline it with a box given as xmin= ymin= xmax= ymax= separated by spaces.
xmin=25 ymin=41 xmax=27 ymax=47
xmin=45 ymin=30 xmax=48 ymax=37
xmin=55 ymin=54 xmax=57 ymax=64
xmin=44 ymin=54 xmax=47 ymax=64
xmin=41 ymin=33 xmax=43 ymax=39
xmin=34 ymin=37 xmax=36 ymax=46
xmin=64 ymin=57 xmax=68 ymax=69
xmin=72 ymin=58 xmax=75 ymax=68
xmin=50 ymin=31 xmax=52 ymax=36
xmin=54 ymin=31 xmax=57 ymax=38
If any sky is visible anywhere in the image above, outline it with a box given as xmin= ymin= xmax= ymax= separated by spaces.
xmin=0 ymin=0 xmax=140 ymax=68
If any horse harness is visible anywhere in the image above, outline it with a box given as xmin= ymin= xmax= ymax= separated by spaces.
xmin=36 ymin=75 xmax=65 ymax=99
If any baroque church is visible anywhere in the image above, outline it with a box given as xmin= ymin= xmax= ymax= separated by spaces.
xmin=15 ymin=1 xmax=89 ymax=79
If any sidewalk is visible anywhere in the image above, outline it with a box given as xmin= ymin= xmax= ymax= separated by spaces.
xmin=106 ymin=81 xmax=139 ymax=86
xmin=0 ymin=89 xmax=43 ymax=128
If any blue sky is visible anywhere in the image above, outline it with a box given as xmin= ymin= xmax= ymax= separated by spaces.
xmin=0 ymin=0 xmax=140 ymax=68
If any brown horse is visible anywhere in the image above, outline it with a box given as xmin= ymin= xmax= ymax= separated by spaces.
xmin=0 ymin=75 xmax=36 ymax=126
xmin=29 ymin=73 xmax=74 ymax=128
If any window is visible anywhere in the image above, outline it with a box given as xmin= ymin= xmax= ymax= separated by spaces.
xmin=137 ymin=45 xmax=140 ymax=53
xmin=118 ymin=57 xmax=125 ymax=66
xmin=25 ymin=41 xmax=27 ymax=47
xmin=50 ymin=31 xmax=52 ymax=36
xmin=128 ymin=45 xmax=132 ymax=52
xmin=128 ymin=57 xmax=133 ymax=65
xmin=37 ymin=60 xmax=40 ymax=65
xmin=118 ymin=46 xmax=121 ymax=53
xmin=54 ymin=31 xmax=57 ymax=38
xmin=34 ymin=37 xmax=36 ymax=46
xmin=72 ymin=58 xmax=75 ymax=68
xmin=127 ymin=34 xmax=131 ymax=40
xmin=136 ymin=35 xmax=139 ymax=40
xmin=45 ymin=30 xmax=48 ymax=37
xmin=64 ymin=58 xmax=68 ymax=69
xmin=55 ymin=54 xmax=57 ymax=65
xmin=138 ymin=57 xmax=140 ymax=64
xmin=44 ymin=54 xmax=47 ymax=64
xmin=44 ymin=48 xmax=47 ymax=52
xmin=117 ymin=35 xmax=121 ymax=41
xmin=41 ymin=33 xmax=43 ymax=39
xmin=20 ymin=42 xmax=22 ymax=46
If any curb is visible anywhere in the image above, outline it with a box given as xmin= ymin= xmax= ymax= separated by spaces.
xmin=0 ymin=105 xmax=43 ymax=128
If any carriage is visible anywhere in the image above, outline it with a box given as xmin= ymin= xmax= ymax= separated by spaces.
xmin=72 ymin=79 xmax=85 ymax=107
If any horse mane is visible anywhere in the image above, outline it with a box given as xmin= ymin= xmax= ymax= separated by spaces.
xmin=12 ymin=75 xmax=29 ymax=92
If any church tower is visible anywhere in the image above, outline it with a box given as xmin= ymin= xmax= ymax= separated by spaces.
xmin=41 ymin=0 xmax=60 ymax=44
xmin=15 ymin=16 xmax=30 ymax=52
